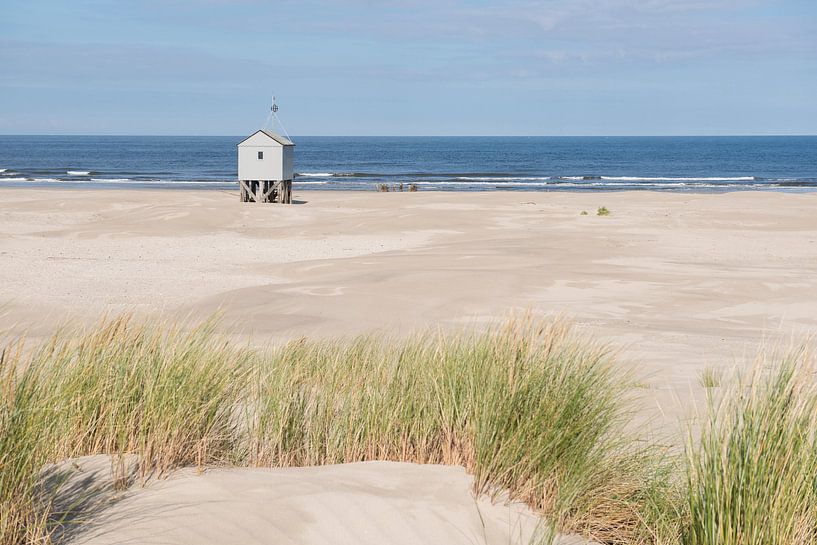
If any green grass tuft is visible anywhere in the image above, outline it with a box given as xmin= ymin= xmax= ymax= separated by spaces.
xmin=683 ymin=349 xmax=817 ymax=545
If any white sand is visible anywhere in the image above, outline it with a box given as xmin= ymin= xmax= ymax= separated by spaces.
xmin=50 ymin=456 xmax=588 ymax=545
xmin=3 ymin=189 xmax=816 ymax=395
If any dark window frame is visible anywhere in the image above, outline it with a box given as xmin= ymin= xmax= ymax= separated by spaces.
xmin=257 ymin=151 xmax=264 ymax=160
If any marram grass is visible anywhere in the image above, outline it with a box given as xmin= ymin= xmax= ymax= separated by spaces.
xmin=243 ymin=321 xmax=679 ymax=545
xmin=4 ymin=316 xmax=815 ymax=545
xmin=0 ymin=318 xmax=253 ymax=544
xmin=0 ymin=316 xmax=673 ymax=545
xmin=683 ymin=348 xmax=817 ymax=545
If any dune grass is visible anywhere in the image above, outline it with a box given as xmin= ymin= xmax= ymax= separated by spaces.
xmin=683 ymin=348 xmax=817 ymax=545
xmin=0 ymin=316 xmax=677 ymax=545
xmin=697 ymin=367 xmax=722 ymax=389
xmin=246 ymin=321 xmax=680 ymax=544
xmin=0 ymin=319 xmax=253 ymax=544
xmin=4 ymin=316 xmax=816 ymax=545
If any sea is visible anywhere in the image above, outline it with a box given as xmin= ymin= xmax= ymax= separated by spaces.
xmin=0 ymin=135 xmax=815 ymax=192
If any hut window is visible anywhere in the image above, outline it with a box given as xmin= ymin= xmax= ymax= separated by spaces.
xmin=257 ymin=151 xmax=264 ymax=160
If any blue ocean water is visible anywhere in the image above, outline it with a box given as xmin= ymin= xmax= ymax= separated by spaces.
xmin=0 ymin=135 xmax=815 ymax=192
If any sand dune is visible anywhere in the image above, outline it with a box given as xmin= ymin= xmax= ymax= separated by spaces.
xmin=48 ymin=456 xmax=590 ymax=545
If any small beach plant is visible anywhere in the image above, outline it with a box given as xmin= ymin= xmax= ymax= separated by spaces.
xmin=597 ymin=207 xmax=610 ymax=216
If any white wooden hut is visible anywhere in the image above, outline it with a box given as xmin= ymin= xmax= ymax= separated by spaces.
xmin=237 ymin=129 xmax=295 ymax=203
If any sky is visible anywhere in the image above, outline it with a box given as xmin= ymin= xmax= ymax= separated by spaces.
xmin=1 ymin=0 xmax=815 ymax=136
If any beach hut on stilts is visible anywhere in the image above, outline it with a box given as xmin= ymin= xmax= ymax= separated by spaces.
xmin=237 ymin=97 xmax=294 ymax=203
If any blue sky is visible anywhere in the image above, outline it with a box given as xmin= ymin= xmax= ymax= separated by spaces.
xmin=1 ymin=0 xmax=815 ymax=135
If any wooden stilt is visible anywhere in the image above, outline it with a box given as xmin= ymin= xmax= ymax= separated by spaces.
xmin=262 ymin=181 xmax=277 ymax=203
xmin=239 ymin=179 xmax=292 ymax=204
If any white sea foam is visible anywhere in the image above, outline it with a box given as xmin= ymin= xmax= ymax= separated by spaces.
xmin=67 ymin=170 xmax=91 ymax=176
xmin=296 ymin=172 xmax=333 ymax=177
xmin=0 ymin=169 xmax=6 ymax=173
xmin=561 ymin=176 xmax=754 ymax=182
xmin=1 ymin=177 xmax=28 ymax=181
xmin=454 ymin=176 xmax=553 ymax=182
xmin=293 ymin=181 xmax=328 ymax=185
xmin=88 ymin=178 xmax=230 ymax=184
xmin=413 ymin=180 xmax=729 ymax=189
xmin=605 ymin=176 xmax=753 ymax=181
xmin=416 ymin=181 xmax=554 ymax=187
xmin=449 ymin=175 xmax=756 ymax=183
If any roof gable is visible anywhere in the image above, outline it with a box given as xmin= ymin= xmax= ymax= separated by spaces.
xmin=238 ymin=129 xmax=294 ymax=147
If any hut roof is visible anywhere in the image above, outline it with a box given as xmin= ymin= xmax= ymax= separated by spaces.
xmin=238 ymin=129 xmax=294 ymax=147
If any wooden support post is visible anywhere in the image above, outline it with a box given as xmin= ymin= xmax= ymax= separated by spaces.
xmin=240 ymin=179 xmax=292 ymax=204
xmin=262 ymin=181 xmax=277 ymax=203
xmin=239 ymin=180 xmax=249 ymax=202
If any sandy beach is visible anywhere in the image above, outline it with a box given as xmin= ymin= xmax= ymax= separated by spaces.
xmin=3 ymin=188 xmax=816 ymax=389
xmin=3 ymin=187 xmax=817 ymax=544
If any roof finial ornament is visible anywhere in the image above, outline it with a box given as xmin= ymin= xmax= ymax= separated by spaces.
xmin=271 ymin=95 xmax=278 ymax=113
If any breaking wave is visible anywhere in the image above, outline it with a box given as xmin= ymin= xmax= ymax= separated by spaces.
xmin=561 ymin=176 xmax=757 ymax=182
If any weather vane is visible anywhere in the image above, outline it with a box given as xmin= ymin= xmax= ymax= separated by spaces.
xmin=263 ymin=94 xmax=290 ymax=141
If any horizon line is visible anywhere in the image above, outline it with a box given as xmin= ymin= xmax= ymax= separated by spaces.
xmin=1 ymin=133 xmax=816 ymax=138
